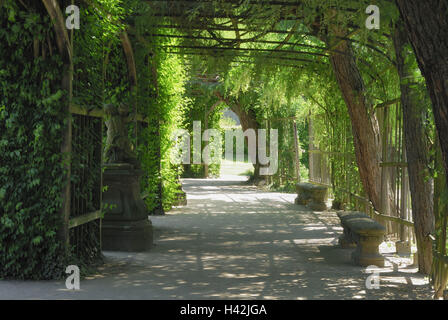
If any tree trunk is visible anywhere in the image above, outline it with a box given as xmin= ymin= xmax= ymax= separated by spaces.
xmin=325 ymin=26 xmax=382 ymax=211
xmin=214 ymin=92 xmax=264 ymax=183
xmin=229 ymin=103 xmax=263 ymax=183
xmin=433 ymin=137 xmax=448 ymax=298
xmin=393 ymin=22 xmax=434 ymax=274
xmin=395 ymin=0 xmax=448 ymax=180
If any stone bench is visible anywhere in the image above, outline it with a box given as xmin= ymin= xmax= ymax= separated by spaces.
xmin=337 ymin=211 xmax=386 ymax=267
xmin=173 ymin=185 xmax=187 ymax=206
xmin=294 ymin=182 xmax=328 ymax=211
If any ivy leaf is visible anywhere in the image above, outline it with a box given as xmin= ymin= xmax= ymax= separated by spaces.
xmin=0 ymin=215 xmax=14 ymax=229
xmin=31 ymin=236 xmax=43 ymax=245
xmin=8 ymin=9 xmax=16 ymax=23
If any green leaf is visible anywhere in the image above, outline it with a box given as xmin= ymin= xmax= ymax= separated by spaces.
xmin=31 ymin=236 xmax=43 ymax=245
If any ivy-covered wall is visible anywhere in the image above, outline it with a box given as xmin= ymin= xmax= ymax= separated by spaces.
xmin=0 ymin=1 xmax=68 ymax=279
xmin=132 ymin=10 xmax=189 ymax=212
xmin=0 ymin=0 xmax=190 ymax=279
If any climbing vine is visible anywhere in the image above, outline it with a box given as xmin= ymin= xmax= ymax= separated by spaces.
xmin=1 ymin=0 xmax=447 ymax=293
xmin=0 ymin=1 xmax=68 ymax=279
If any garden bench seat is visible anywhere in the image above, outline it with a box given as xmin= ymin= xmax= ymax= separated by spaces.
xmin=337 ymin=211 xmax=386 ymax=267
xmin=294 ymin=182 xmax=328 ymax=211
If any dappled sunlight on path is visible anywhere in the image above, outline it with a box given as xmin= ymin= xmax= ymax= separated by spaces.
xmin=0 ymin=177 xmax=433 ymax=299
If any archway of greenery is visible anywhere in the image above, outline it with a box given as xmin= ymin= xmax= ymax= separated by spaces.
xmin=0 ymin=0 xmax=447 ymax=298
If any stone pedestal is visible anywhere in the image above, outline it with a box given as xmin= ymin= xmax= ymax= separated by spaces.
xmin=351 ymin=233 xmax=385 ymax=267
xmin=295 ymin=182 xmax=328 ymax=211
xmin=337 ymin=211 xmax=385 ymax=267
xmin=101 ymin=163 xmax=153 ymax=251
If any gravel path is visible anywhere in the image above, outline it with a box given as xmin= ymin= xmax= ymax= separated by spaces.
xmin=0 ymin=176 xmax=434 ymax=299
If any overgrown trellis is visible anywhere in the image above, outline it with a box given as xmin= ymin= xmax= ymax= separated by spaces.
xmin=135 ymin=0 xmax=447 ymax=295
xmin=309 ymin=102 xmax=415 ymax=245
xmin=0 ymin=0 xmax=188 ymax=278
xmin=0 ymin=0 xmax=447 ymax=297
xmin=63 ymin=0 xmax=448 ymax=292
xmin=69 ymin=114 xmax=103 ymax=264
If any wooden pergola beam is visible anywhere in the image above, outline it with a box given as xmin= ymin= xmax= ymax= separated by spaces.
xmin=165 ymin=49 xmax=327 ymax=66
xmin=161 ymin=44 xmax=329 ymax=58
xmin=144 ymin=33 xmax=322 ymax=48
xmin=146 ymin=0 xmax=358 ymax=12
xmin=145 ymin=33 xmax=391 ymax=63
xmin=147 ymin=24 xmax=389 ymax=51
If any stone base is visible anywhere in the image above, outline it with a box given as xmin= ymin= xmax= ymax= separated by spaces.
xmin=294 ymin=196 xmax=307 ymax=205
xmin=351 ymin=235 xmax=385 ymax=267
xmin=337 ymin=211 xmax=386 ymax=267
xmin=308 ymin=201 xmax=327 ymax=211
xmin=395 ymin=241 xmax=412 ymax=255
xmin=295 ymin=182 xmax=327 ymax=211
xmin=102 ymin=218 xmax=153 ymax=252
xmin=101 ymin=163 xmax=154 ymax=251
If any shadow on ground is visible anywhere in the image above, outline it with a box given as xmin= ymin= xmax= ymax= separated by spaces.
xmin=0 ymin=177 xmax=433 ymax=299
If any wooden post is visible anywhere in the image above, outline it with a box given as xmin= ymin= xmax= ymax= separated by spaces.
xmin=99 ymin=117 xmax=103 ymax=250
xmin=400 ymin=151 xmax=408 ymax=242
xmin=308 ymin=115 xmax=314 ymax=182
xmin=267 ymin=119 xmax=271 ymax=185
xmin=42 ymin=0 xmax=74 ymax=250
xmin=380 ymin=107 xmax=390 ymax=216
xmin=293 ymin=119 xmax=301 ymax=182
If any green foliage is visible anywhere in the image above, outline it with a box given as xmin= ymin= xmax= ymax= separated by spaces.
xmin=181 ymin=69 xmax=225 ymax=178
xmin=154 ymin=49 xmax=190 ymax=210
xmin=130 ymin=6 xmax=190 ymax=211
xmin=2 ymin=0 xmax=444 ymax=283
xmin=73 ymin=1 xmax=128 ymax=108
xmin=0 ymin=1 xmax=68 ymax=279
xmin=72 ymin=0 xmax=189 ymax=214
